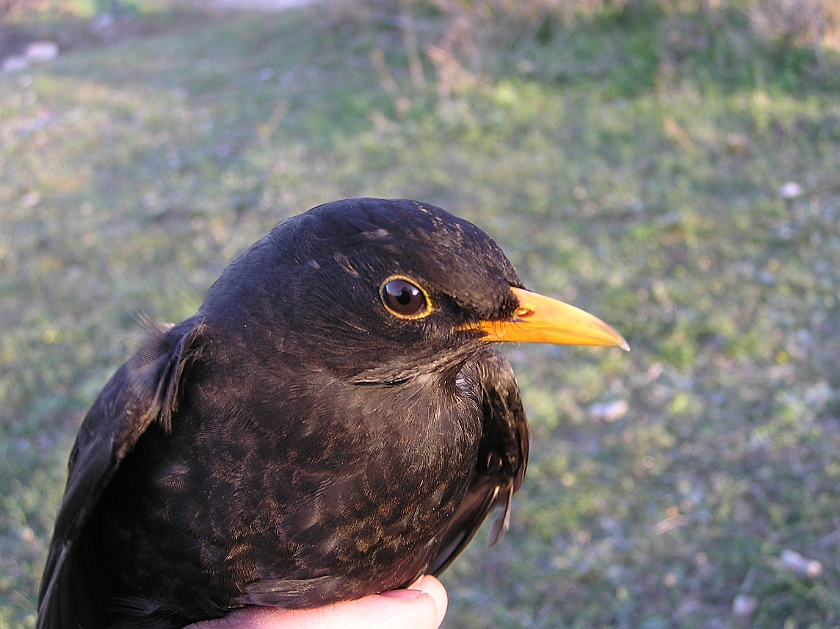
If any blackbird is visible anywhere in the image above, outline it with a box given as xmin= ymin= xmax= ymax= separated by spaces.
xmin=38 ymin=198 xmax=627 ymax=629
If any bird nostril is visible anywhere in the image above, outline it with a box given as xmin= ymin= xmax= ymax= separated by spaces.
xmin=514 ymin=306 xmax=533 ymax=319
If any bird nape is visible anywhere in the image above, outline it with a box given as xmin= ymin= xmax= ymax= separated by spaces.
xmin=37 ymin=198 xmax=627 ymax=629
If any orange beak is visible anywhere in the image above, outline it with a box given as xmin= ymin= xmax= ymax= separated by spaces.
xmin=465 ymin=286 xmax=629 ymax=350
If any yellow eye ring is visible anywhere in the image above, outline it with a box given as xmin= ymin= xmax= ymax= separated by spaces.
xmin=380 ymin=276 xmax=433 ymax=320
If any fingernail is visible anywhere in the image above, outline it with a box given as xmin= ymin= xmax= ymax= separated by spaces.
xmin=380 ymin=588 xmax=424 ymax=600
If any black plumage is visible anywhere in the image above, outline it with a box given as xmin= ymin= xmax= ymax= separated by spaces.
xmin=37 ymin=198 xmax=626 ymax=629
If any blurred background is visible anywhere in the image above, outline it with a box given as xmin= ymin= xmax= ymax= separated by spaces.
xmin=1 ymin=0 xmax=839 ymax=627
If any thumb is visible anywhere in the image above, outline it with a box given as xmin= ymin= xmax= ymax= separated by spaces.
xmin=188 ymin=575 xmax=448 ymax=629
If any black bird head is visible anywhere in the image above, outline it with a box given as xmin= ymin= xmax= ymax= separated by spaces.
xmin=200 ymin=198 xmax=626 ymax=384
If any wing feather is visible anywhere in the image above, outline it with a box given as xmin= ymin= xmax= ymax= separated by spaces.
xmin=37 ymin=319 xmax=203 ymax=629
xmin=429 ymin=347 xmax=529 ymax=575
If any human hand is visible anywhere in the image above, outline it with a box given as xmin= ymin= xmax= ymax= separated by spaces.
xmin=186 ymin=576 xmax=448 ymax=629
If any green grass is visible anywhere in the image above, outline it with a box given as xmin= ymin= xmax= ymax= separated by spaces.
xmin=2 ymin=2 xmax=839 ymax=627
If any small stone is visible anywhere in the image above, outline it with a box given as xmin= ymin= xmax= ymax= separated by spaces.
xmin=589 ymin=399 xmax=629 ymax=422
xmin=2 ymin=56 xmax=29 ymax=72
xmin=779 ymin=549 xmax=823 ymax=578
xmin=732 ymin=594 xmax=758 ymax=617
xmin=25 ymin=41 xmax=59 ymax=63
xmin=726 ymin=132 xmax=748 ymax=155
xmin=778 ymin=181 xmax=802 ymax=199
xmin=21 ymin=191 xmax=41 ymax=208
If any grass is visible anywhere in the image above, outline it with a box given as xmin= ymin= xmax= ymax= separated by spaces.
xmin=1 ymin=2 xmax=839 ymax=627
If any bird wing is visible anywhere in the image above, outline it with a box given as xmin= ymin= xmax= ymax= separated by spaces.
xmin=428 ymin=347 xmax=529 ymax=575
xmin=37 ymin=319 xmax=203 ymax=629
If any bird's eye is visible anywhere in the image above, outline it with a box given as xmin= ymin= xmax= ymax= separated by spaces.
xmin=380 ymin=277 xmax=431 ymax=320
